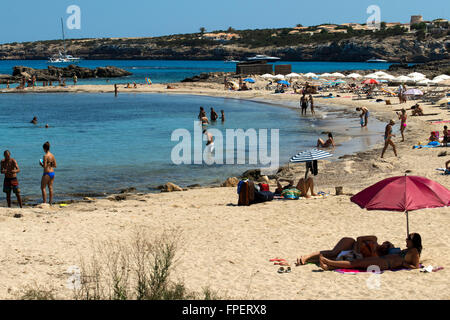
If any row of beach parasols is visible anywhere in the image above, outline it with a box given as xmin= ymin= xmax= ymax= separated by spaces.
xmin=258 ymin=72 xmax=450 ymax=84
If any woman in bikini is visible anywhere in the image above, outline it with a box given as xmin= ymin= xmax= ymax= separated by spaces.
xmin=317 ymin=132 xmax=335 ymax=148
xmin=397 ymin=109 xmax=407 ymax=142
xmin=318 ymin=233 xmax=422 ymax=271
xmin=40 ymin=141 xmax=57 ymax=205
xmin=296 ymin=236 xmax=393 ymax=266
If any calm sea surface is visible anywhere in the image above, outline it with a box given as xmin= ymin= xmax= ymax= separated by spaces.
xmin=0 ymin=60 xmax=391 ymax=202
xmin=0 ymin=60 xmax=393 ymax=87
xmin=0 ymin=92 xmax=387 ymax=202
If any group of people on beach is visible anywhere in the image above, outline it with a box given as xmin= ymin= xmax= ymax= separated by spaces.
xmin=1 ymin=142 xmax=57 ymax=208
xmin=295 ymin=233 xmax=422 ymax=271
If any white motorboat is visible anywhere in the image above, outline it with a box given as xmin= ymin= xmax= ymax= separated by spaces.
xmin=366 ymin=58 xmax=388 ymax=63
xmin=48 ymin=18 xmax=81 ymax=64
xmin=246 ymin=54 xmax=281 ymax=62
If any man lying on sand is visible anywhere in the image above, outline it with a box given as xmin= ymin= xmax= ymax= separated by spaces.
xmin=318 ymin=233 xmax=422 ymax=271
xmin=296 ymin=235 xmax=394 ymax=266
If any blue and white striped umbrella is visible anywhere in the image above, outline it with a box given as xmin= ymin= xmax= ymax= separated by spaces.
xmin=290 ymin=148 xmax=333 ymax=163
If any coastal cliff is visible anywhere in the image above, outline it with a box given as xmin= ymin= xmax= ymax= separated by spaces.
xmin=0 ymin=34 xmax=448 ymax=62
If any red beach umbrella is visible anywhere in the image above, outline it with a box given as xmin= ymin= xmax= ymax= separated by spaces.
xmin=362 ymin=79 xmax=379 ymax=84
xmin=351 ymin=175 xmax=450 ymax=236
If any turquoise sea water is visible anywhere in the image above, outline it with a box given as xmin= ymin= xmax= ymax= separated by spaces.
xmin=0 ymin=60 xmax=393 ymax=87
xmin=0 ymin=92 xmax=386 ymax=202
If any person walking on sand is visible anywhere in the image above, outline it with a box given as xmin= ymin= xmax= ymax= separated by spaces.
xmin=397 ymin=108 xmax=407 ymax=142
xmin=309 ymin=94 xmax=315 ymax=116
xmin=40 ymin=141 xmax=57 ymax=205
xmin=381 ymin=119 xmax=397 ymax=158
xmin=442 ymin=126 xmax=448 ymax=147
xmin=114 ymin=84 xmax=118 ymax=97
xmin=356 ymin=107 xmax=369 ymax=127
xmin=1 ymin=150 xmax=23 ymax=208
xmin=73 ymin=74 xmax=78 ymax=85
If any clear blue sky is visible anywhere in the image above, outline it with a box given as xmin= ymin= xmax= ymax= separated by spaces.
xmin=0 ymin=0 xmax=448 ymax=44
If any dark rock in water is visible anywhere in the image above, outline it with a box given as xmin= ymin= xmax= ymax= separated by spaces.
xmin=187 ymin=184 xmax=202 ymax=188
xmin=241 ymin=169 xmax=262 ymax=181
xmin=10 ymin=65 xmax=132 ymax=82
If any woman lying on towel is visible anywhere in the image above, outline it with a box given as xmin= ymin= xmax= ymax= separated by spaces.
xmin=275 ymin=177 xmax=316 ymax=198
xmin=318 ymin=233 xmax=422 ymax=271
xmin=296 ymin=235 xmax=394 ymax=266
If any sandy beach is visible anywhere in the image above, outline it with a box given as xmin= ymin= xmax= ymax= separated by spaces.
xmin=0 ymin=81 xmax=449 ymax=300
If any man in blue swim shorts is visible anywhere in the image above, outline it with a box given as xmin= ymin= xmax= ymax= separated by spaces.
xmin=1 ymin=150 xmax=23 ymax=208
xmin=40 ymin=141 xmax=57 ymax=205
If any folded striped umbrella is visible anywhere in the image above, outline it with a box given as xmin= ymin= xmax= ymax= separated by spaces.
xmin=290 ymin=148 xmax=333 ymax=163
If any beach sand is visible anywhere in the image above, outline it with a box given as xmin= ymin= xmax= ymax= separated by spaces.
xmin=0 ymin=81 xmax=449 ymax=300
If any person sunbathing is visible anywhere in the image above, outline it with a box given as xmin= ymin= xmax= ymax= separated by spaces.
xmin=296 ymin=235 xmax=393 ymax=266
xmin=318 ymin=233 xmax=422 ymax=271
xmin=411 ymin=104 xmax=424 ymax=116
xmin=275 ymin=177 xmax=316 ymax=198
xmin=317 ymin=132 xmax=335 ymax=148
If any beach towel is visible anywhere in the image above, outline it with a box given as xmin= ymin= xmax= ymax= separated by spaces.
xmin=335 ymin=264 xmax=424 ymax=274
xmin=413 ymin=142 xmax=442 ymax=149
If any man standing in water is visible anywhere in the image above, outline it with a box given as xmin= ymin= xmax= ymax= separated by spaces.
xmin=300 ymin=94 xmax=308 ymax=116
xmin=203 ymin=129 xmax=214 ymax=153
xmin=1 ymin=150 xmax=23 ymax=208
xmin=381 ymin=120 xmax=397 ymax=158
xmin=210 ymin=107 xmax=219 ymax=122
xmin=40 ymin=141 xmax=57 ymax=205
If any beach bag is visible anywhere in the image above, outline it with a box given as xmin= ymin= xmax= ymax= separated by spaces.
xmin=254 ymin=190 xmax=274 ymax=204
xmin=238 ymin=181 xmax=255 ymax=206
xmin=281 ymin=188 xmax=301 ymax=200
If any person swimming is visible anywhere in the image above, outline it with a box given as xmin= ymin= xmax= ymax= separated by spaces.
xmin=30 ymin=116 xmax=38 ymax=125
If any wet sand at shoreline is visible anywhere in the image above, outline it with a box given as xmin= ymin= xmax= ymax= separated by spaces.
xmin=0 ymin=81 xmax=449 ymax=300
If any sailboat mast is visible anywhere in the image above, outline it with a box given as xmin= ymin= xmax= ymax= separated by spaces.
xmin=61 ymin=17 xmax=66 ymax=56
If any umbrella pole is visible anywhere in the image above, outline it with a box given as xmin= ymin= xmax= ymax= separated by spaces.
xmin=304 ymin=162 xmax=309 ymax=180
xmin=406 ymin=211 xmax=409 ymax=237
